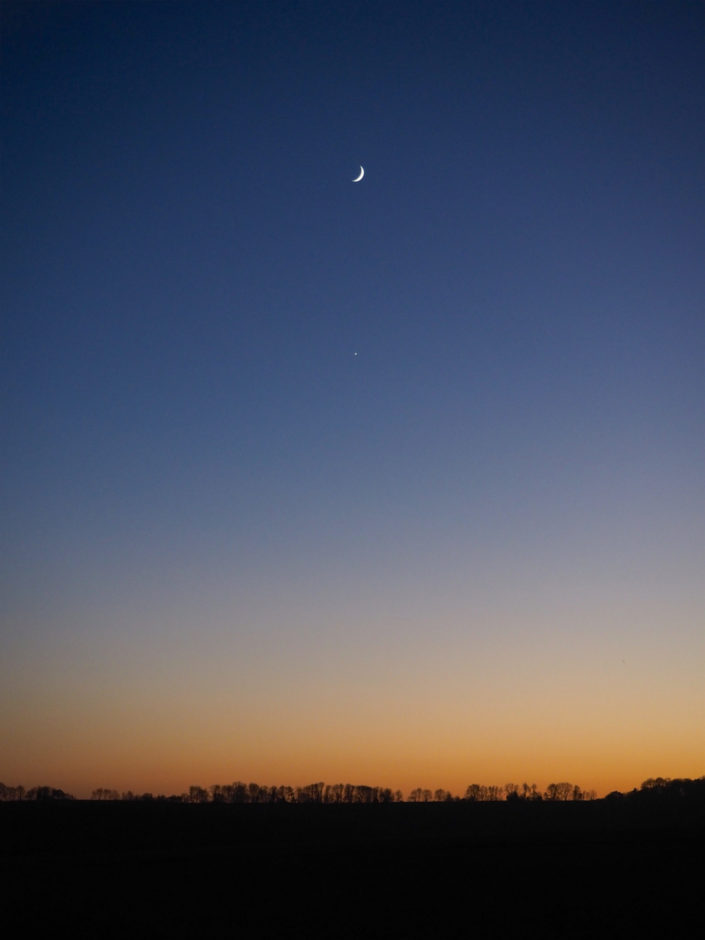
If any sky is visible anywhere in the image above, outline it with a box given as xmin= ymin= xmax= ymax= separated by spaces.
xmin=2 ymin=0 xmax=703 ymax=799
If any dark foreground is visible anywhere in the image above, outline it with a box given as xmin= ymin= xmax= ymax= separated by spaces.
xmin=3 ymin=800 xmax=703 ymax=938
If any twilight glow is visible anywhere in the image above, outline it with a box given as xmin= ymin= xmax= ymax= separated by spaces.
xmin=1 ymin=1 xmax=703 ymax=799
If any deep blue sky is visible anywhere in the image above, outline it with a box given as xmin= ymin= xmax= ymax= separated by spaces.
xmin=2 ymin=1 xmax=703 ymax=795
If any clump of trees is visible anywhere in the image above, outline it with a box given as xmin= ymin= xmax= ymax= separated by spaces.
xmin=186 ymin=782 xmax=405 ymax=804
xmin=463 ymin=782 xmax=596 ymax=802
xmin=91 ymin=788 xmax=121 ymax=801
xmin=543 ymin=782 xmax=596 ymax=802
xmin=0 ymin=783 xmax=74 ymax=801
xmin=606 ymin=776 xmax=705 ymax=805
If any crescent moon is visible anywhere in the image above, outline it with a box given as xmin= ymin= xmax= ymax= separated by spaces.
xmin=352 ymin=166 xmax=364 ymax=182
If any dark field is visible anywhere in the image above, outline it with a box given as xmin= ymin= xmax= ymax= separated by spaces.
xmin=3 ymin=800 xmax=703 ymax=938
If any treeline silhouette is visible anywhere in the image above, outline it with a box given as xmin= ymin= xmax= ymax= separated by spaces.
xmin=3 ymin=776 xmax=703 ymax=804
xmin=0 ymin=779 xmax=590 ymax=803
xmin=0 ymin=784 xmax=74 ymax=801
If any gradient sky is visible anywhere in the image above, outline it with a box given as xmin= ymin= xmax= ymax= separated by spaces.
xmin=2 ymin=1 xmax=703 ymax=798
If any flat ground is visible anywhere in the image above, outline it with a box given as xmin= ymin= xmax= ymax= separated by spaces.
xmin=3 ymin=801 xmax=703 ymax=938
